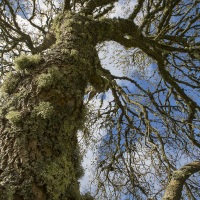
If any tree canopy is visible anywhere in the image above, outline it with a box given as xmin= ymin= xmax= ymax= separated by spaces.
xmin=0 ymin=0 xmax=200 ymax=200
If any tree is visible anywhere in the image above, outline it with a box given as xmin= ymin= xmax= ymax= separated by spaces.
xmin=0 ymin=0 xmax=199 ymax=199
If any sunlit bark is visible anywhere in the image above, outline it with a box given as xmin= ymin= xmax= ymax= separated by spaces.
xmin=162 ymin=161 xmax=200 ymax=200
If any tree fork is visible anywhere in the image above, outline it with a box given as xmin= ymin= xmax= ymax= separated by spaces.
xmin=0 ymin=10 xmax=160 ymax=199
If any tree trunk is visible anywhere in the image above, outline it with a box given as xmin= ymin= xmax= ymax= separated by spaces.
xmin=162 ymin=161 xmax=200 ymax=200
xmin=0 ymin=12 xmax=97 ymax=200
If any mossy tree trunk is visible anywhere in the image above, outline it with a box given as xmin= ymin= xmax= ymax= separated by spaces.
xmin=0 ymin=8 xmax=134 ymax=198
xmin=0 ymin=12 xmax=100 ymax=200
xmin=0 ymin=9 xmax=156 ymax=199
xmin=0 ymin=7 xmax=144 ymax=198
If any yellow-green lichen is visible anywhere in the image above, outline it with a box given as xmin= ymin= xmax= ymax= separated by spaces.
xmin=81 ymin=192 xmax=94 ymax=200
xmin=52 ymin=13 xmax=68 ymax=40
xmin=15 ymin=54 xmax=41 ymax=71
xmin=36 ymin=66 xmax=63 ymax=89
xmin=52 ymin=12 xmax=76 ymax=42
xmin=33 ymin=102 xmax=54 ymax=119
xmin=52 ymin=13 xmax=64 ymax=31
xmin=5 ymin=186 xmax=15 ymax=200
xmin=6 ymin=111 xmax=22 ymax=124
xmin=70 ymin=49 xmax=79 ymax=57
xmin=64 ymin=120 xmax=75 ymax=133
xmin=41 ymin=156 xmax=76 ymax=200
xmin=1 ymin=72 xmax=20 ymax=94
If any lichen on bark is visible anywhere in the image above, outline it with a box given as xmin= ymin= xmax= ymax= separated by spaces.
xmin=15 ymin=54 xmax=42 ymax=71
xmin=0 ymin=11 xmax=97 ymax=200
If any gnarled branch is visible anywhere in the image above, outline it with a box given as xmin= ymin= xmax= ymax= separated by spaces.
xmin=162 ymin=161 xmax=200 ymax=200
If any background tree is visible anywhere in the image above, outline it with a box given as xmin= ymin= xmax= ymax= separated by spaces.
xmin=0 ymin=0 xmax=199 ymax=200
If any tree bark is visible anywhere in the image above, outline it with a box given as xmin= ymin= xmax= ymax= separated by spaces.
xmin=162 ymin=161 xmax=200 ymax=200
xmin=0 ymin=9 xmax=143 ymax=199
xmin=0 ymin=11 xmax=98 ymax=200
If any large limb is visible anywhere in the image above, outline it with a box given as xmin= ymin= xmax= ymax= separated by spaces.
xmin=81 ymin=0 xmax=118 ymax=15
xmin=162 ymin=161 xmax=200 ymax=200
xmin=91 ymin=17 xmax=196 ymax=53
xmin=89 ymin=18 xmax=141 ymax=47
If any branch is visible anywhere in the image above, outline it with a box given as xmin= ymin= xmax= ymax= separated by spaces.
xmin=34 ymin=32 xmax=56 ymax=53
xmin=128 ymin=0 xmax=145 ymax=20
xmin=94 ymin=4 xmax=115 ymax=19
xmin=89 ymin=18 xmax=140 ymax=47
xmin=81 ymin=0 xmax=118 ymax=15
xmin=162 ymin=161 xmax=200 ymax=200
xmin=63 ymin=0 xmax=71 ymax=11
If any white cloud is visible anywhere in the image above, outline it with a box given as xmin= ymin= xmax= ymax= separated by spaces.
xmin=79 ymin=148 xmax=97 ymax=193
xmin=98 ymin=41 xmax=135 ymax=77
xmin=16 ymin=15 xmax=36 ymax=33
xmin=109 ymin=0 xmax=137 ymax=18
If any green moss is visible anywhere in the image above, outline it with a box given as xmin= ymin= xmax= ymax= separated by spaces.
xmin=37 ymin=66 xmax=63 ymax=89
xmin=52 ymin=13 xmax=65 ymax=40
xmin=1 ymin=72 xmax=20 ymax=94
xmin=52 ymin=13 xmax=64 ymax=30
xmin=41 ymin=156 xmax=76 ymax=200
xmin=61 ymin=49 xmax=69 ymax=54
xmin=70 ymin=49 xmax=79 ymax=57
xmin=52 ymin=12 xmax=76 ymax=41
xmin=81 ymin=192 xmax=94 ymax=200
xmin=15 ymin=54 xmax=41 ymax=71
xmin=5 ymin=186 xmax=15 ymax=200
xmin=33 ymin=102 xmax=54 ymax=119
xmin=6 ymin=111 xmax=22 ymax=124
xmin=64 ymin=120 xmax=75 ymax=133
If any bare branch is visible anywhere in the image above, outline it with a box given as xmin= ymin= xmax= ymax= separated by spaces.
xmin=128 ymin=0 xmax=145 ymax=20
xmin=63 ymin=0 xmax=71 ymax=11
